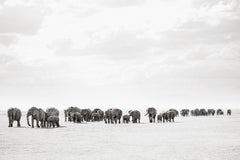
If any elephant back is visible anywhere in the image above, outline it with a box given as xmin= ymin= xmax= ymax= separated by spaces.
xmin=46 ymin=107 xmax=59 ymax=117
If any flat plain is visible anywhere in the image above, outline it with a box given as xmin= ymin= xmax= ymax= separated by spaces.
xmin=0 ymin=110 xmax=240 ymax=160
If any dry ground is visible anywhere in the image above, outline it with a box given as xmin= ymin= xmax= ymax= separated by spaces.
xmin=0 ymin=110 xmax=240 ymax=160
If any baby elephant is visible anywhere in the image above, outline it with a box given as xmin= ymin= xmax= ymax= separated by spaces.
xmin=47 ymin=115 xmax=60 ymax=128
xmin=122 ymin=115 xmax=130 ymax=123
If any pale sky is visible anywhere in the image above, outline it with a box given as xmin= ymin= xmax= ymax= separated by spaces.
xmin=0 ymin=0 xmax=240 ymax=110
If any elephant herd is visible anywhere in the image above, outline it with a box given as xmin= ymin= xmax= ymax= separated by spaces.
xmin=7 ymin=107 xmax=60 ymax=128
xmin=7 ymin=107 xmax=232 ymax=127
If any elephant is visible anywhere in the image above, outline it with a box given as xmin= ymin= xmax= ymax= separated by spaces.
xmin=128 ymin=110 xmax=141 ymax=123
xmin=27 ymin=107 xmax=46 ymax=128
xmin=191 ymin=108 xmax=200 ymax=116
xmin=7 ymin=108 xmax=22 ymax=127
xmin=199 ymin=108 xmax=208 ymax=116
xmin=122 ymin=115 xmax=130 ymax=123
xmin=104 ymin=108 xmax=122 ymax=124
xmin=227 ymin=109 xmax=231 ymax=116
xmin=80 ymin=109 xmax=92 ymax=122
xmin=91 ymin=112 xmax=101 ymax=122
xmin=169 ymin=109 xmax=179 ymax=117
xmin=46 ymin=107 xmax=59 ymax=116
xmin=157 ymin=114 xmax=163 ymax=123
xmin=112 ymin=108 xmax=122 ymax=124
xmin=73 ymin=112 xmax=83 ymax=123
xmin=217 ymin=109 xmax=224 ymax=115
xmin=145 ymin=107 xmax=157 ymax=123
xmin=47 ymin=115 xmax=60 ymax=128
xmin=180 ymin=109 xmax=190 ymax=116
xmin=65 ymin=106 xmax=81 ymax=122
xmin=104 ymin=109 xmax=113 ymax=124
xmin=207 ymin=109 xmax=215 ymax=116
xmin=161 ymin=111 xmax=175 ymax=122
xmin=92 ymin=108 xmax=104 ymax=121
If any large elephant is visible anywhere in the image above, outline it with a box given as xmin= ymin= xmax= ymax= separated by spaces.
xmin=65 ymin=106 xmax=81 ymax=122
xmin=92 ymin=108 xmax=104 ymax=121
xmin=145 ymin=107 xmax=157 ymax=123
xmin=81 ymin=109 xmax=92 ymax=122
xmin=46 ymin=107 xmax=59 ymax=116
xmin=112 ymin=108 xmax=122 ymax=124
xmin=227 ymin=109 xmax=231 ymax=116
xmin=47 ymin=115 xmax=60 ymax=128
xmin=7 ymin=108 xmax=22 ymax=127
xmin=104 ymin=108 xmax=122 ymax=124
xmin=104 ymin=109 xmax=113 ymax=124
xmin=27 ymin=107 xmax=46 ymax=128
xmin=122 ymin=115 xmax=130 ymax=123
xmin=129 ymin=110 xmax=141 ymax=123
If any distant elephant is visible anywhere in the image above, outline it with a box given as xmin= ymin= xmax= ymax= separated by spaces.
xmin=46 ymin=107 xmax=59 ymax=116
xmin=157 ymin=114 xmax=163 ymax=123
xmin=129 ymin=110 xmax=141 ymax=123
xmin=7 ymin=108 xmax=22 ymax=127
xmin=81 ymin=109 xmax=92 ymax=122
xmin=180 ymin=109 xmax=190 ymax=116
xmin=111 ymin=108 xmax=122 ymax=124
xmin=91 ymin=112 xmax=101 ymax=122
xmin=161 ymin=111 xmax=175 ymax=122
xmin=104 ymin=109 xmax=113 ymax=124
xmin=92 ymin=108 xmax=104 ymax=121
xmin=104 ymin=108 xmax=122 ymax=124
xmin=227 ymin=109 xmax=231 ymax=116
xmin=73 ymin=112 xmax=83 ymax=123
xmin=191 ymin=108 xmax=200 ymax=116
xmin=145 ymin=107 xmax=157 ymax=123
xmin=27 ymin=107 xmax=46 ymax=128
xmin=199 ymin=108 xmax=208 ymax=116
xmin=217 ymin=109 xmax=224 ymax=115
xmin=122 ymin=115 xmax=130 ymax=123
xmin=207 ymin=109 xmax=215 ymax=116
xmin=169 ymin=109 xmax=179 ymax=117
xmin=47 ymin=115 xmax=60 ymax=128
xmin=65 ymin=106 xmax=81 ymax=122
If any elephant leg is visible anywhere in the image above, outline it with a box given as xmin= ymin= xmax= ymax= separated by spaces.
xmin=8 ymin=118 xmax=12 ymax=127
xmin=32 ymin=117 xmax=34 ymax=128
xmin=118 ymin=118 xmax=121 ymax=124
xmin=17 ymin=120 xmax=21 ymax=127
xmin=37 ymin=119 xmax=40 ymax=128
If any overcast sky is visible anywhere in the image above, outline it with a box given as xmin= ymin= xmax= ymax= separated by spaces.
xmin=0 ymin=0 xmax=240 ymax=110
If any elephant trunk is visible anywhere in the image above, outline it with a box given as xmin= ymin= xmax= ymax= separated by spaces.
xmin=27 ymin=112 xmax=31 ymax=126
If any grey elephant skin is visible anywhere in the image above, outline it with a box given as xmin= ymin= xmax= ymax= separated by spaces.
xmin=105 ymin=108 xmax=122 ymax=124
xmin=129 ymin=110 xmax=141 ymax=123
xmin=7 ymin=108 xmax=22 ymax=127
xmin=47 ymin=115 xmax=60 ymax=128
xmin=145 ymin=107 xmax=157 ymax=123
xmin=27 ymin=107 xmax=46 ymax=128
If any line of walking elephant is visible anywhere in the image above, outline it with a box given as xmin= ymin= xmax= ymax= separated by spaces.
xmin=7 ymin=107 xmax=232 ymax=128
